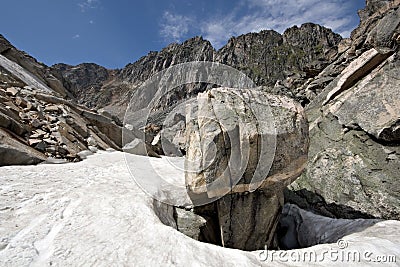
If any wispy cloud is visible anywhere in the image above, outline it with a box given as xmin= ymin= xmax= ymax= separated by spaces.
xmin=160 ymin=0 xmax=360 ymax=48
xmin=73 ymin=34 xmax=80 ymax=39
xmin=202 ymin=0 xmax=355 ymax=48
xmin=160 ymin=11 xmax=192 ymax=42
xmin=78 ymin=0 xmax=100 ymax=12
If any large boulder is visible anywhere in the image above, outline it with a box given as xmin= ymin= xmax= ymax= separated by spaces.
xmin=185 ymin=88 xmax=309 ymax=250
xmin=0 ymin=128 xmax=47 ymax=166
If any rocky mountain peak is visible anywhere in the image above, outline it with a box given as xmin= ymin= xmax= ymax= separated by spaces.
xmin=51 ymin=63 xmax=113 ymax=105
xmin=118 ymin=36 xmax=215 ymax=85
xmin=49 ymin=21 xmax=345 ymax=116
xmin=222 ymin=29 xmax=282 ymax=48
xmin=283 ymin=23 xmax=342 ymax=51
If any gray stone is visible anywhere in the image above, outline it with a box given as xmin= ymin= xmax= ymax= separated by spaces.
xmin=278 ymin=204 xmax=382 ymax=249
xmin=43 ymin=138 xmax=57 ymax=145
xmin=289 ymin=48 xmax=400 ymax=219
xmin=151 ymin=132 xmax=183 ymax=157
xmin=0 ymin=111 xmax=27 ymax=136
xmin=329 ymin=53 xmax=400 ymax=142
xmin=185 ymin=88 xmax=309 ymax=250
xmin=88 ymin=146 xmax=98 ymax=153
xmin=44 ymin=104 xmax=60 ymax=112
xmin=30 ymin=118 xmax=42 ymax=128
xmin=0 ymin=128 xmax=46 ymax=166
xmin=77 ymin=150 xmax=94 ymax=160
xmin=87 ymin=136 xmax=97 ymax=146
xmin=5 ymin=87 xmax=18 ymax=96
xmin=175 ymin=208 xmax=207 ymax=241
xmin=34 ymin=141 xmax=47 ymax=151
xmin=123 ymin=138 xmax=159 ymax=157
xmin=28 ymin=139 xmax=42 ymax=146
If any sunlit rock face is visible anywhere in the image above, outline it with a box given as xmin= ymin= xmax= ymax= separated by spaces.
xmin=185 ymin=87 xmax=309 ymax=250
xmin=287 ymin=0 xmax=400 ymax=220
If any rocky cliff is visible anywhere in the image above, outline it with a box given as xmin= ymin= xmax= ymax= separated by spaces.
xmin=52 ymin=23 xmax=341 ymax=116
xmin=286 ymin=0 xmax=400 ymax=220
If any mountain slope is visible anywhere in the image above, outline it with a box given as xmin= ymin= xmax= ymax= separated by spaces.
xmin=0 ymin=35 xmax=142 ymax=165
xmin=52 ymin=23 xmax=342 ymax=116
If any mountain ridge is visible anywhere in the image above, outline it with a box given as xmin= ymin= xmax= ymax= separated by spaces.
xmin=49 ymin=22 xmax=342 ymax=116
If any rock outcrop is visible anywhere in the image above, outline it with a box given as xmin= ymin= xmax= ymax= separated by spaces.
xmin=286 ymin=0 xmax=400 ymax=220
xmin=217 ymin=24 xmax=341 ymax=104
xmin=0 ymin=128 xmax=47 ymax=165
xmin=51 ymin=63 xmax=117 ymax=108
xmin=185 ymin=88 xmax=309 ymax=250
xmin=0 ymin=83 xmax=123 ymax=165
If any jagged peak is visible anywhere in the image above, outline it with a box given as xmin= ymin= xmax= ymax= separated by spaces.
xmin=283 ymin=23 xmax=340 ymax=36
xmin=226 ymin=29 xmax=281 ymax=43
xmin=161 ymin=36 xmax=214 ymax=52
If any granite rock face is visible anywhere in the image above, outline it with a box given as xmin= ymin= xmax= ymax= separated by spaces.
xmin=352 ymin=0 xmax=400 ymax=53
xmin=286 ymin=0 xmax=400 ymax=220
xmin=288 ymin=50 xmax=400 ymax=219
xmin=0 ymin=35 xmax=68 ymax=97
xmin=217 ymin=23 xmax=341 ymax=95
xmin=185 ymin=88 xmax=309 ymax=250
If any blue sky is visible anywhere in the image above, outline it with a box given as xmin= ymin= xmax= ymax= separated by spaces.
xmin=0 ymin=0 xmax=365 ymax=69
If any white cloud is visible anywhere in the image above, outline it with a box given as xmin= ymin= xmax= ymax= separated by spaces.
xmin=78 ymin=0 xmax=100 ymax=12
xmin=73 ymin=34 xmax=80 ymax=39
xmin=160 ymin=11 xmax=192 ymax=42
xmin=161 ymin=0 xmax=359 ymax=48
xmin=202 ymin=0 xmax=356 ymax=48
